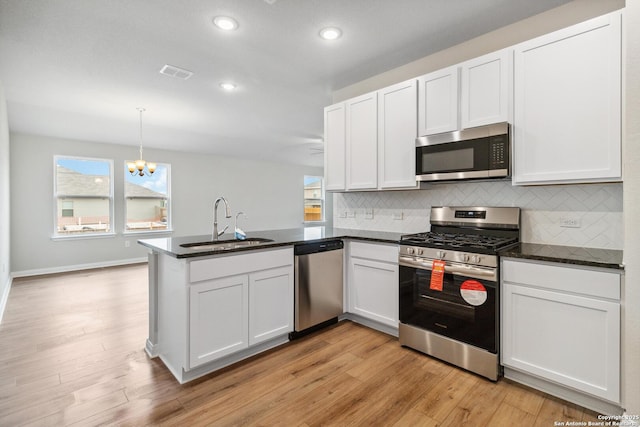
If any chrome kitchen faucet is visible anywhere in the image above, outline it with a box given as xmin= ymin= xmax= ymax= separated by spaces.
xmin=212 ymin=196 xmax=232 ymax=241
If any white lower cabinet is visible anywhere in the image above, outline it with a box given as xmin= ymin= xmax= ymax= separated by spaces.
xmin=157 ymin=247 xmax=293 ymax=383
xmin=501 ymin=258 xmax=621 ymax=409
xmin=249 ymin=266 xmax=294 ymax=346
xmin=189 ymin=274 xmax=249 ymax=368
xmin=189 ymin=264 xmax=294 ymax=369
xmin=347 ymin=241 xmax=399 ymax=330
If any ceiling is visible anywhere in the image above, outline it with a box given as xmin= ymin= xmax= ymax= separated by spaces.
xmin=0 ymin=0 xmax=572 ymax=167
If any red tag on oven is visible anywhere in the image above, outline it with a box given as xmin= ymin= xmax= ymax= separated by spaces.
xmin=430 ymin=260 xmax=446 ymax=291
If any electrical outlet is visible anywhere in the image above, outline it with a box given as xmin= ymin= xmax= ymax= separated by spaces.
xmin=125 ymin=240 xmax=131 ymax=248
xmin=364 ymin=208 xmax=374 ymax=219
xmin=560 ymin=217 xmax=581 ymax=228
xmin=392 ymin=212 xmax=404 ymax=220
xmin=347 ymin=211 xmax=356 ymax=218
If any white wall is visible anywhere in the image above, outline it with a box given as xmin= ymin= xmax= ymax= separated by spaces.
xmin=334 ymin=0 xmax=624 ymax=102
xmin=623 ymin=0 xmax=640 ymax=417
xmin=10 ymin=133 xmax=326 ymax=275
xmin=0 ymin=82 xmax=10 ymax=322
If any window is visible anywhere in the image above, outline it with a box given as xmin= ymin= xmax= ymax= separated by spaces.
xmin=124 ymin=163 xmax=170 ymax=233
xmin=61 ymin=201 xmax=74 ymax=217
xmin=54 ymin=156 xmax=113 ymax=236
xmin=304 ymin=176 xmax=324 ymax=222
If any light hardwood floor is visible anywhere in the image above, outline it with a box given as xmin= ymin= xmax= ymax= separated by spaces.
xmin=0 ymin=264 xmax=601 ymax=426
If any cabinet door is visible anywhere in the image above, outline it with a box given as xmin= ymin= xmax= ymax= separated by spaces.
xmin=324 ymin=103 xmax=346 ymax=191
xmin=189 ymin=274 xmax=248 ymax=369
xmin=249 ymin=266 xmax=294 ymax=346
xmin=346 ymin=92 xmax=378 ymax=190
xmin=418 ymin=65 xmax=459 ymax=136
xmin=378 ymin=79 xmax=418 ymax=189
xmin=513 ymin=12 xmax=622 ymax=185
xmin=460 ymin=49 xmax=509 ymax=129
xmin=502 ymin=282 xmax=620 ymax=403
xmin=348 ymin=257 xmax=398 ymax=328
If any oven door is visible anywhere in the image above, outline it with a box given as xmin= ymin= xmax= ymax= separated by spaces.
xmin=399 ymin=259 xmax=498 ymax=353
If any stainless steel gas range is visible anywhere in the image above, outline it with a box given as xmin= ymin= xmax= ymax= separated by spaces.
xmin=398 ymin=206 xmax=521 ymax=380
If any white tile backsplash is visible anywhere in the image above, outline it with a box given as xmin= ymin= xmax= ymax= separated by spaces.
xmin=333 ymin=181 xmax=623 ymax=249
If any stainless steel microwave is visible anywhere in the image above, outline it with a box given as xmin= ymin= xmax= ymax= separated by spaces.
xmin=416 ymin=122 xmax=510 ymax=182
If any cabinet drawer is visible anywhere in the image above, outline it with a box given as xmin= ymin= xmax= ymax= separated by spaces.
xmin=190 ymin=247 xmax=293 ymax=283
xmin=502 ymin=259 xmax=620 ymax=300
xmin=349 ymin=241 xmax=398 ymax=263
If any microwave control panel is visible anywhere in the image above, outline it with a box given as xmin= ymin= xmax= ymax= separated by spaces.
xmin=489 ymin=135 xmax=509 ymax=170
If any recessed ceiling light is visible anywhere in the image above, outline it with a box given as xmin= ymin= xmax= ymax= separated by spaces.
xmin=220 ymin=82 xmax=236 ymax=91
xmin=213 ymin=16 xmax=238 ymax=31
xmin=319 ymin=27 xmax=342 ymax=40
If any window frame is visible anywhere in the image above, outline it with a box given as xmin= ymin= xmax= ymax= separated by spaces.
xmin=303 ymin=175 xmax=325 ymax=224
xmin=123 ymin=162 xmax=172 ymax=235
xmin=52 ymin=155 xmax=115 ymax=240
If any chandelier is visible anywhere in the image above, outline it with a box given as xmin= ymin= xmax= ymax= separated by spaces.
xmin=127 ymin=107 xmax=156 ymax=176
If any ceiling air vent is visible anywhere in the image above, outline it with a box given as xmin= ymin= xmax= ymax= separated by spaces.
xmin=159 ymin=64 xmax=194 ymax=80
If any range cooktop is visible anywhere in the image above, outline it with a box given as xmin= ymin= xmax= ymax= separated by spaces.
xmin=400 ymin=231 xmax=518 ymax=254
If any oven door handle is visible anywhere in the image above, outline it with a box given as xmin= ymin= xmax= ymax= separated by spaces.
xmin=399 ymin=256 xmax=497 ymax=281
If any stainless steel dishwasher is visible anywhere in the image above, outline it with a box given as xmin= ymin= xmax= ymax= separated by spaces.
xmin=290 ymin=240 xmax=344 ymax=338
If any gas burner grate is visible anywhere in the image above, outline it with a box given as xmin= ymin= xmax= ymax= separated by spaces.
xmin=400 ymin=232 xmax=518 ymax=253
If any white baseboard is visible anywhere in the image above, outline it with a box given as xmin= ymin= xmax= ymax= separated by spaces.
xmin=11 ymin=257 xmax=148 ymax=279
xmin=0 ymin=275 xmax=11 ymax=325
xmin=145 ymin=339 xmax=159 ymax=358
xmin=503 ymin=367 xmax=623 ymax=415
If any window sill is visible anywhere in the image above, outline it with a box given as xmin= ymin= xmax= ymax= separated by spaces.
xmin=123 ymin=229 xmax=173 ymax=237
xmin=51 ymin=232 xmax=117 ymax=241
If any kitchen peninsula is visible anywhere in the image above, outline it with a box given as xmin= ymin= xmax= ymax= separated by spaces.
xmin=138 ymin=227 xmax=402 ymax=383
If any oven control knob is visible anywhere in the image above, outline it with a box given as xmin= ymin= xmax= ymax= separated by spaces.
xmin=417 ymin=248 xmax=424 ymax=255
xmin=437 ymin=251 xmax=446 ymax=259
xmin=463 ymin=254 xmax=470 ymax=262
xmin=471 ymin=255 xmax=481 ymax=263
xmin=407 ymin=247 xmax=414 ymax=255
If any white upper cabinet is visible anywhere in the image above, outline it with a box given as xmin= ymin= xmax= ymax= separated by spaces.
xmin=418 ymin=65 xmax=459 ymax=136
xmin=513 ymin=11 xmax=622 ymax=185
xmin=418 ymin=49 xmax=510 ymax=137
xmin=460 ymin=49 xmax=510 ymax=129
xmin=324 ymin=103 xmax=346 ymax=191
xmin=324 ymin=80 xmax=418 ymax=192
xmin=378 ymin=79 xmax=418 ymax=189
xmin=346 ymin=92 xmax=378 ymax=190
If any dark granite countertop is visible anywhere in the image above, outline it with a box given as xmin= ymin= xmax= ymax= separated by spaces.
xmin=138 ymin=227 xmax=403 ymax=259
xmin=499 ymin=243 xmax=624 ymax=271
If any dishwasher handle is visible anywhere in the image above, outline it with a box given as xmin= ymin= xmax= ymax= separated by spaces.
xmin=294 ymin=240 xmax=344 ymax=256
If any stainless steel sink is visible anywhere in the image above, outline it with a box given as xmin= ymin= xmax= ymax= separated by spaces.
xmin=180 ymin=238 xmax=275 ymax=251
